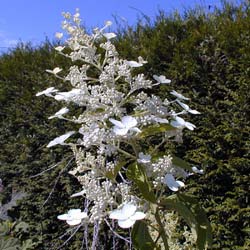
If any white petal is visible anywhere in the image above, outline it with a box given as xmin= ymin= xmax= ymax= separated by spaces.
xmin=66 ymin=219 xmax=82 ymax=226
xmin=48 ymin=107 xmax=69 ymax=119
xmin=130 ymin=127 xmax=141 ymax=133
xmin=118 ymin=218 xmax=135 ymax=228
xmin=185 ymin=122 xmax=196 ymax=130
xmin=36 ymin=87 xmax=58 ymax=97
xmin=176 ymin=180 xmax=185 ymax=187
xmin=126 ymin=61 xmax=143 ymax=68
xmin=192 ymin=166 xmax=204 ymax=174
xmin=71 ymin=190 xmax=85 ymax=197
xmin=188 ymin=109 xmax=200 ymax=115
xmin=110 ymin=209 xmax=128 ymax=220
xmin=177 ymin=100 xmax=190 ymax=110
xmin=55 ymin=46 xmax=65 ymax=52
xmin=153 ymin=75 xmax=171 ymax=84
xmin=170 ymin=90 xmax=189 ymax=100
xmin=109 ymin=118 xmax=125 ymax=128
xmin=130 ymin=211 xmax=146 ymax=221
xmin=113 ymin=127 xmax=128 ymax=136
xmin=175 ymin=116 xmax=186 ymax=125
xmin=121 ymin=116 xmax=137 ymax=129
xmin=164 ymin=174 xmax=184 ymax=192
xmin=121 ymin=203 xmax=137 ymax=218
xmin=103 ymin=32 xmax=117 ymax=39
xmin=57 ymin=213 xmax=70 ymax=221
xmin=47 ymin=131 xmax=74 ymax=148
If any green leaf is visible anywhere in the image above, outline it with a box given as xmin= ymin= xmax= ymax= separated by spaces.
xmin=132 ymin=221 xmax=156 ymax=250
xmin=177 ymin=194 xmax=213 ymax=250
xmin=139 ymin=124 xmax=175 ymax=138
xmin=160 ymin=194 xmax=212 ymax=250
xmin=127 ymin=163 xmax=157 ymax=203
xmin=172 ymin=155 xmax=193 ymax=172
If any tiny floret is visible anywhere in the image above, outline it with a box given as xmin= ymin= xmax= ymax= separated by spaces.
xmin=109 ymin=203 xmax=146 ymax=228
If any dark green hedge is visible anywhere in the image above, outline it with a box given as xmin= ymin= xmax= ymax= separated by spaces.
xmin=0 ymin=1 xmax=249 ymax=249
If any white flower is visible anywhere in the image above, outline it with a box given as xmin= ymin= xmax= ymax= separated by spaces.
xmin=153 ymin=75 xmax=171 ymax=84
xmin=138 ymin=56 xmax=147 ymax=64
xmin=103 ymin=32 xmax=117 ymax=40
xmin=170 ymin=116 xmax=196 ymax=130
xmin=164 ymin=174 xmax=185 ymax=192
xmin=48 ymin=107 xmax=69 ymax=119
xmin=192 ymin=166 xmax=204 ymax=174
xmin=138 ymin=152 xmax=151 ymax=164
xmin=126 ymin=60 xmax=143 ymax=68
xmin=47 ymin=131 xmax=75 ymax=148
xmin=54 ymin=88 xmax=82 ymax=101
xmin=170 ymin=90 xmax=189 ymax=100
xmin=57 ymin=209 xmax=88 ymax=226
xmin=55 ymin=32 xmax=63 ymax=39
xmin=46 ymin=67 xmax=62 ymax=75
xmin=109 ymin=203 xmax=146 ymax=228
xmin=36 ymin=87 xmax=58 ymax=97
xmin=176 ymin=100 xmax=200 ymax=114
xmin=109 ymin=116 xmax=141 ymax=136
xmin=55 ymin=46 xmax=65 ymax=52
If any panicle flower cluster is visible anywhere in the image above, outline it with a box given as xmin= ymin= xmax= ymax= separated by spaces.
xmin=37 ymin=9 xmax=202 ymax=237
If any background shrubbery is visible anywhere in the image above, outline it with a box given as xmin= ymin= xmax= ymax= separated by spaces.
xmin=0 ymin=1 xmax=249 ymax=249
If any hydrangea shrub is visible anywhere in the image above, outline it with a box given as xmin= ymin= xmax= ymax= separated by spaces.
xmin=36 ymin=9 xmax=211 ymax=250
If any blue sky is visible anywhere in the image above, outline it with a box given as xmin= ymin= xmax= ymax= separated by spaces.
xmin=0 ymin=0 xmax=232 ymax=51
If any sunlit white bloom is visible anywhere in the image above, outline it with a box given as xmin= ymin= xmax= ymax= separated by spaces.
xmin=153 ymin=75 xmax=171 ymax=84
xmin=138 ymin=152 xmax=151 ymax=164
xmin=164 ymin=174 xmax=185 ymax=191
xmin=105 ymin=20 xmax=112 ymax=26
xmin=57 ymin=209 xmax=88 ymax=226
xmin=54 ymin=88 xmax=82 ymax=101
xmin=55 ymin=46 xmax=65 ymax=52
xmin=47 ymin=131 xmax=75 ymax=148
xmin=126 ymin=60 xmax=143 ymax=68
xmin=103 ymin=32 xmax=117 ymax=40
xmin=55 ymin=32 xmax=63 ymax=39
xmin=170 ymin=90 xmax=189 ymax=100
xmin=36 ymin=87 xmax=58 ymax=97
xmin=48 ymin=107 xmax=69 ymax=119
xmin=109 ymin=116 xmax=141 ymax=136
xmin=192 ymin=166 xmax=204 ymax=174
xmin=46 ymin=67 xmax=62 ymax=75
xmin=109 ymin=203 xmax=146 ymax=228
xmin=138 ymin=56 xmax=148 ymax=64
xmin=171 ymin=116 xmax=196 ymax=130
xmin=176 ymin=100 xmax=200 ymax=114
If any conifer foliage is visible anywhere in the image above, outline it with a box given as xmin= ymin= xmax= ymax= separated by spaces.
xmin=0 ymin=1 xmax=249 ymax=249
